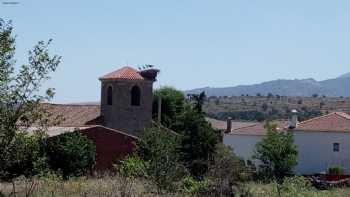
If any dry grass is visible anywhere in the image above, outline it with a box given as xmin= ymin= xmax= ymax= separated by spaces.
xmin=0 ymin=176 xmax=183 ymax=197
xmin=2 ymin=177 xmax=350 ymax=197
xmin=244 ymin=182 xmax=350 ymax=197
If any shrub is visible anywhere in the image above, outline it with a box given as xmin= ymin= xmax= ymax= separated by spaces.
xmin=179 ymin=176 xmax=210 ymax=195
xmin=45 ymin=131 xmax=96 ymax=179
xmin=278 ymin=176 xmax=315 ymax=196
xmin=137 ymin=126 xmax=185 ymax=192
xmin=208 ymin=144 xmax=248 ymax=196
xmin=116 ymin=155 xmax=148 ymax=197
xmin=328 ymin=166 xmax=344 ymax=175
xmin=118 ymin=154 xmax=147 ymax=178
xmin=152 ymin=86 xmax=185 ymax=128
xmin=254 ymin=122 xmax=298 ymax=183
xmin=0 ymin=133 xmax=48 ymax=181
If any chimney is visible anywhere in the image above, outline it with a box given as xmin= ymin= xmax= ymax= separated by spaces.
xmin=226 ymin=117 xmax=232 ymax=133
xmin=289 ymin=109 xmax=298 ymax=129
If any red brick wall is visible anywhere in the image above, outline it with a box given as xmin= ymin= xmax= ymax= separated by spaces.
xmin=80 ymin=126 xmax=138 ymax=171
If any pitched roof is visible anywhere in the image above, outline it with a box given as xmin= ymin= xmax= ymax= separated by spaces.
xmin=43 ymin=103 xmax=102 ymax=127
xmin=99 ymin=66 xmax=144 ymax=81
xmin=206 ymin=117 xmax=262 ymax=132
xmin=296 ymin=112 xmax=350 ymax=132
xmin=230 ymin=121 xmax=287 ymax=136
xmin=222 ymin=112 xmax=350 ymax=136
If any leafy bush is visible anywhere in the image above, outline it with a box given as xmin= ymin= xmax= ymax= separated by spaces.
xmin=254 ymin=122 xmax=298 ymax=183
xmin=208 ymin=144 xmax=249 ymax=196
xmin=118 ymin=155 xmax=147 ymax=178
xmin=45 ymin=131 xmax=96 ymax=179
xmin=272 ymin=176 xmax=316 ymax=197
xmin=0 ymin=133 xmax=48 ymax=181
xmin=328 ymin=166 xmax=344 ymax=175
xmin=179 ymin=176 xmax=209 ymax=195
xmin=137 ymin=126 xmax=185 ymax=192
xmin=152 ymin=86 xmax=185 ymax=128
xmin=116 ymin=155 xmax=148 ymax=197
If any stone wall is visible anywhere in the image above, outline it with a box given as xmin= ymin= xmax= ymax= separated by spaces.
xmin=100 ymin=79 xmax=154 ymax=136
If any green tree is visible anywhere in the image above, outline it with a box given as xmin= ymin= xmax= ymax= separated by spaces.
xmin=46 ymin=131 xmax=96 ymax=179
xmin=0 ymin=19 xmax=61 ymax=181
xmin=137 ymin=125 xmax=185 ymax=192
xmin=174 ymin=104 xmax=219 ymax=177
xmin=191 ymin=91 xmax=206 ymax=113
xmin=153 ymin=88 xmax=219 ymax=178
xmin=208 ymin=144 xmax=248 ymax=196
xmin=267 ymin=93 xmax=274 ymax=98
xmin=0 ymin=133 xmax=48 ymax=181
xmin=254 ymin=122 xmax=298 ymax=183
xmin=153 ymin=86 xmax=185 ymax=128
xmin=117 ymin=155 xmax=148 ymax=197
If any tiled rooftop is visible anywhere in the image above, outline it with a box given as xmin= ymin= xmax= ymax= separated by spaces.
xmin=297 ymin=112 xmax=350 ymax=132
xmin=99 ymin=66 xmax=144 ymax=81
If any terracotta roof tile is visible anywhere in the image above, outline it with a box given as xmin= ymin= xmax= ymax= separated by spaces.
xmin=99 ymin=66 xmax=144 ymax=81
xmin=206 ymin=117 xmax=265 ymax=132
xmin=223 ymin=112 xmax=350 ymax=136
xmin=230 ymin=121 xmax=287 ymax=136
xmin=43 ymin=103 xmax=101 ymax=127
xmin=296 ymin=112 xmax=350 ymax=132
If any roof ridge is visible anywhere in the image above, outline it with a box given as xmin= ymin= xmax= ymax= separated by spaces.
xmin=43 ymin=103 xmax=100 ymax=107
xmin=335 ymin=112 xmax=350 ymax=120
xmin=99 ymin=66 xmax=144 ymax=81
xmin=88 ymin=125 xmax=139 ymax=139
xmin=297 ymin=112 xmax=337 ymax=126
xmin=232 ymin=123 xmax=261 ymax=131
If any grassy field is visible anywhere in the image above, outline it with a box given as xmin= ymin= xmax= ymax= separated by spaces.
xmin=0 ymin=176 xmax=183 ymax=197
xmin=244 ymin=182 xmax=350 ymax=197
xmin=2 ymin=177 xmax=350 ymax=197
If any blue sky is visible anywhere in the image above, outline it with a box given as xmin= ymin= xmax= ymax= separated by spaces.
xmin=2 ymin=0 xmax=350 ymax=103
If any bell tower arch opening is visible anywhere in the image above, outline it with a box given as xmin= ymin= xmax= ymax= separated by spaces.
xmin=131 ymin=85 xmax=141 ymax=106
xmin=107 ymin=86 xmax=113 ymax=105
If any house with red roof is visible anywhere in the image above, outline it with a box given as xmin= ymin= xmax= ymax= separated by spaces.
xmin=42 ymin=66 xmax=159 ymax=171
xmin=209 ymin=111 xmax=350 ymax=175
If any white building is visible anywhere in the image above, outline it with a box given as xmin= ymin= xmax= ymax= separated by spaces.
xmin=209 ymin=112 xmax=350 ymax=175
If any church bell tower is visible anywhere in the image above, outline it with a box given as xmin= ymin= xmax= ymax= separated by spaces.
xmin=99 ymin=66 xmax=159 ymax=136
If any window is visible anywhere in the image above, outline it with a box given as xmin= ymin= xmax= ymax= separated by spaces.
xmin=131 ymin=86 xmax=141 ymax=106
xmin=333 ymin=143 xmax=340 ymax=152
xmin=107 ymin=86 xmax=113 ymax=105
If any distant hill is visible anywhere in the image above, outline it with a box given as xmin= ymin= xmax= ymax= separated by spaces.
xmin=186 ymin=73 xmax=350 ymax=97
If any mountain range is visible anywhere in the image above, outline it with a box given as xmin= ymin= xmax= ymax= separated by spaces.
xmin=186 ymin=72 xmax=350 ymax=97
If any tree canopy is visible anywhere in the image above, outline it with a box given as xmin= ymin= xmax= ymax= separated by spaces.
xmin=254 ymin=122 xmax=298 ymax=182
xmin=0 ymin=18 xmax=61 ymax=181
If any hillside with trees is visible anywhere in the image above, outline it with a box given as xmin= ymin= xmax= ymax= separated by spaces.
xmin=203 ymin=95 xmax=350 ymax=122
xmin=186 ymin=74 xmax=350 ymax=97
